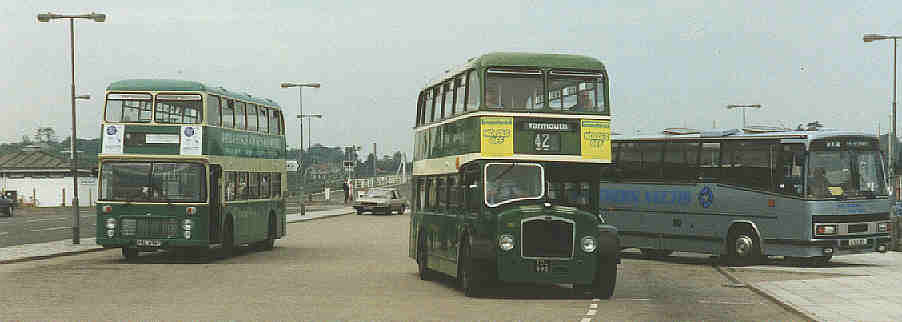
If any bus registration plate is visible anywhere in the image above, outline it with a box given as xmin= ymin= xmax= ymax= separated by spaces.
xmin=848 ymin=238 xmax=867 ymax=247
xmin=136 ymin=239 xmax=161 ymax=247
xmin=535 ymin=260 xmax=551 ymax=273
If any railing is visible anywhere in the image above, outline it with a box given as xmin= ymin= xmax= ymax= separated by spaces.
xmin=286 ymin=174 xmax=410 ymax=207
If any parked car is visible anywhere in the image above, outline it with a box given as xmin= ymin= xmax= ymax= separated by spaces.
xmin=0 ymin=195 xmax=13 ymax=217
xmin=353 ymin=188 xmax=407 ymax=215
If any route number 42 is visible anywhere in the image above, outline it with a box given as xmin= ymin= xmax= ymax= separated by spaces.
xmin=534 ymin=133 xmax=552 ymax=151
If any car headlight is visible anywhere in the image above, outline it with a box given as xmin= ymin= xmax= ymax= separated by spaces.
xmin=499 ymin=234 xmax=515 ymax=251
xmin=105 ymin=218 xmax=117 ymax=229
xmin=182 ymin=219 xmax=193 ymax=231
xmin=581 ymin=236 xmax=597 ymax=253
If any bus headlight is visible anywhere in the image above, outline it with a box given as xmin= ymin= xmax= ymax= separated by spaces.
xmin=878 ymin=222 xmax=890 ymax=232
xmin=499 ymin=234 xmax=515 ymax=251
xmin=182 ymin=219 xmax=193 ymax=231
xmin=816 ymin=224 xmax=837 ymax=235
xmin=581 ymin=236 xmax=597 ymax=253
xmin=105 ymin=218 xmax=117 ymax=229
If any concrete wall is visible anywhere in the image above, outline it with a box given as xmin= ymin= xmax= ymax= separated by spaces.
xmin=1 ymin=176 xmax=97 ymax=207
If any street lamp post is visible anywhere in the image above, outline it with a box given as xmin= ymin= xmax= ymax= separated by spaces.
xmin=864 ymin=33 xmax=900 ymax=250
xmin=280 ymin=82 xmax=320 ymax=215
xmin=37 ymin=11 xmax=105 ymax=245
xmin=725 ymin=104 xmax=762 ymax=129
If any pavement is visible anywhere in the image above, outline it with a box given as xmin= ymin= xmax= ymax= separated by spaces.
xmin=0 ymin=205 xmax=355 ymax=264
xmin=727 ymin=252 xmax=902 ymax=322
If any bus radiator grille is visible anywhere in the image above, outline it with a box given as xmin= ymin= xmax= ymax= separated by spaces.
xmin=120 ymin=217 xmax=178 ymax=238
xmin=522 ymin=219 xmax=574 ymax=259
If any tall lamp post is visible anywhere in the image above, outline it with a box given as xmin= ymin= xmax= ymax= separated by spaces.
xmin=864 ymin=33 xmax=900 ymax=250
xmin=280 ymin=82 xmax=320 ymax=215
xmin=37 ymin=11 xmax=106 ymax=245
xmin=725 ymin=104 xmax=762 ymax=129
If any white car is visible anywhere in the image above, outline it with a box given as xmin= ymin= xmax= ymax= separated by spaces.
xmin=353 ymin=188 xmax=407 ymax=215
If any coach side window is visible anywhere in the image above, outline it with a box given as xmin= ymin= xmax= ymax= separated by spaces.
xmin=779 ymin=144 xmax=805 ymax=196
xmin=454 ymin=74 xmax=466 ymax=115
xmin=426 ymin=88 xmax=436 ymax=123
xmin=443 ymin=81 xmax=453 ymax=119
xmin=638 ymin=142 xmax=664 ymax=180
xmin=663 ymin=142 xmax=700 ymax=181
xmin=222 ymin=99 xmax=235 ymax=128
xmin=699 ymin=142 xmax=721 ymax=181
xmin=466 ymin=70 xmax=480 ymax=110
xmin=247 ymin=104 xmax=259 ymax=132
xmin=235 ymin=101 xmax=247 ymax=130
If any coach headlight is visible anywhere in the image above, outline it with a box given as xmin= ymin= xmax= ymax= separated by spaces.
xmin=581 ymin=236 xmax=597 ymax=253
xmin=105 ymin=218 xmax=117 ymax=229
xmin=499 ymin=234 xmax=515 ymax=251
xmin=182 ymin=219 xmax=193 ymax=231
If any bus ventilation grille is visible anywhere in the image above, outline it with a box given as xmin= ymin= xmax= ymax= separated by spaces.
xmin=120 ymin=217 xmax=178 ymax=238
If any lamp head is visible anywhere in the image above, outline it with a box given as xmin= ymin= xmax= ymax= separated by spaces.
xmin=281 ymin=82 xmax=296 ymax=88
xmin=37 ymin=13 xmax=52 ymax=22
xmin=91 ymin=12 xmax=106 ymax=22
xmin=863 ymin=34 xmax=888 ymax=43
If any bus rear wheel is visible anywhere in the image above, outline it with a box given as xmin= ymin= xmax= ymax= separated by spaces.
xmin=417 ymin=231 xmax=435 ymax=281
xmin=725 ymin=227 xmax=761 ymax=267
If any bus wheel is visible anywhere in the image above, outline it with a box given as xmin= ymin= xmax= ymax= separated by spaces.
xmin=261 ymin=215 xmax=276 ymax=251
xmin=121 ymin=247 xmax=138 ymax=261
xmin=220 ymin=217 xmax=235 ymax=259
xmin=417 ymin=232 xmax=434 ymax=281
xmin=457 ymin=240 xmax=483 ymax=297
xmin=640 ymin=248 xmax=673 ymax=258
xmin=725 ymin=227 xmax=761 ymax=267
xmin=594 ymin=255 xmax=618 ymax=299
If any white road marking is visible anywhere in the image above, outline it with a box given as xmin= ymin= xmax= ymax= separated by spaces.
xmin=0 ymin=232 xmax=8 ymax=236
xmin=26 ymin=217 xmax=67 ymax=223
xmin=586 ymin=309 xmax=597 ymax=315
xmin=581 ymin=318 xmax=592 ymax=322
xmin=29 ymin=226 xmax=70 ymax=232
xmin=589 ymin=303 xmax=598 ymax=309
xmin=697 ymin=300 xmax=759 ymax=305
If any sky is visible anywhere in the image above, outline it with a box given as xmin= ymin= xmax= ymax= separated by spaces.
xmin=2 ymin=1 xmax=902 ymax=159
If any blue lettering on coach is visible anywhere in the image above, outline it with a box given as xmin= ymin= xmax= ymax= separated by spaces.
xmin=600 ymin=189 xmax=692 ymax=205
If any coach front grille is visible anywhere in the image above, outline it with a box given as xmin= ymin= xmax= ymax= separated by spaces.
xmin=521 ymin=217 xmax=574 ymax=259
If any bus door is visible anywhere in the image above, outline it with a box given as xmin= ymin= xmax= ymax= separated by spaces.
xmin=210 ymin=165 xmax=223 ymax=243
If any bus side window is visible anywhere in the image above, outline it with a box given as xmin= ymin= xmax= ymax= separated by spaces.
xmin=699 ymin=142 xmax=721 ymax=181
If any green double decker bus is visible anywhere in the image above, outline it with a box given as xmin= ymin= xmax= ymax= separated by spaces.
xmin=95 ymin=79 xmax=288 ymax=260
xmin=409 ymin=52 xmax=621 ymax=298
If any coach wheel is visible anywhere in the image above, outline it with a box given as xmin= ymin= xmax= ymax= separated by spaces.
xmin=725 ymin=227 xmax=761 ymax=267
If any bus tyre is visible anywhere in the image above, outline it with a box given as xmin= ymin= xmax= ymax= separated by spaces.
xmin=417 ymin=232 xmax=434 ymax=281
xmin=458 ymin=240 xmax=483 ymax=297
xmin=122 ymin=247 xmax=138 ymax=261
xmin=594 ymin=256 xmax=618 ymax=299
xmin=725 ymin=227 xmax=761 ymax=267
xmin=260 ymin=215 xmax=276 ymax=251
xmin=220 ymin=217 xmax=235 ymax=259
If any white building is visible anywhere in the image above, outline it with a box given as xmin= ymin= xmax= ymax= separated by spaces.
xmin=0 ymin=148 xmax=96 ymax=207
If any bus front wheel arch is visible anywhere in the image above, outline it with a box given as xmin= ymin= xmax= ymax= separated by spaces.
xmin=724 ymin=224 xmax=761 ymax=267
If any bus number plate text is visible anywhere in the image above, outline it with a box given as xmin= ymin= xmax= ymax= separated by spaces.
xmin=535 ymin=260 xmax=551 ymax=273
xmin=848 ymin=238 xmax=867 ymax=247
xmin=533 ymin=133 xmax=561 ymax=152
xmin=136 ymin=239 xmax=161 ymax=247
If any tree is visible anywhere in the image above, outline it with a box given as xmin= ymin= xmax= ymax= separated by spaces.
xmin=34 ymin=127 xmax=57 ymax=143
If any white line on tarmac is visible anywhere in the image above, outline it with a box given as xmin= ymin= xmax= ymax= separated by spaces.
xmin=29 ymin=227 xmax=70 ymax=232
xmin=697 ymin=300 xmax=759 ymax=305
xmin=581 ymin=318 xmax=592 ymax=322
xmin=26 ymin=217 xmax=67 ymax=223
xmin=0 ymin=232 xmax=8 ymax=236
xmin=586 ymin=309 xmax=597 ymax=315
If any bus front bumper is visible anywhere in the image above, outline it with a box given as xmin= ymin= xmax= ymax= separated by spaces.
xmin=97 ymin=238 xmax=211 ymax=250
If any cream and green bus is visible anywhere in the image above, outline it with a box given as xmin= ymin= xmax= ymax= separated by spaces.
xmin=96 ymin=79 xmax=287 ymax=260
xmin=409 ymin=52 xmax=621 ymax=298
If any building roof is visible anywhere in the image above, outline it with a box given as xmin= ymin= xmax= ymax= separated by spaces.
xmin=0 ymin=150 xmax=76 ymax=171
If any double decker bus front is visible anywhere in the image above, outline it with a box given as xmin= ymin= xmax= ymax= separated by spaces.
xmin=805 ymin=137 xmax=892 ymax=256
xmin=96 ymin=161 xmax=209 ymax=249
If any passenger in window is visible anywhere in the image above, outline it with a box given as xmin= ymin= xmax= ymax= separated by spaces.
xmin=808 ymin=167 xmax=831 ymax=198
